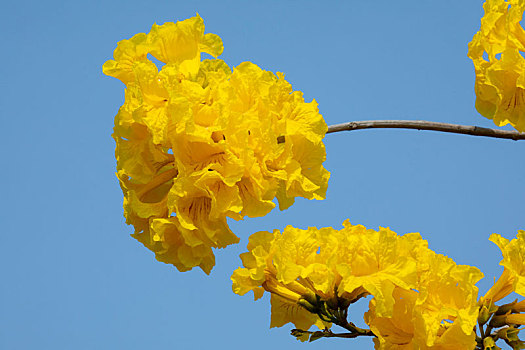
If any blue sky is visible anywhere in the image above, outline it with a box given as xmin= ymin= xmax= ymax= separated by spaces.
xmin=2 ymin=1 xmax=524 ymax=349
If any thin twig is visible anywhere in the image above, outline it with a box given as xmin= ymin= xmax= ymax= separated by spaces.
xmin=327 ymin=120 xmax=525 ymax=141
xmin=315 ymin=330 xmax=363 ymax=339
xmin=336 ymin=320 xmax=375 ymax=337
xmin=291 ymin=328 xmax=372 ymax=341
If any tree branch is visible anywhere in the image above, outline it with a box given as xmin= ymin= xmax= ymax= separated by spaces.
xmin=326 ymin=120 xmax=525 ymax=141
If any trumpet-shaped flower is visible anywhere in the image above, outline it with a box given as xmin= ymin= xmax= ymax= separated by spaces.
xmin=148 ymin=15 xmax=223 ymax=77
xmin=365 ymin=250 xmax=483 ymax=350
xmin=484 ymin=230 xmax=525 ymax=299
xmin=468 ymin=0 xmax=525 ymax=132
xmin=135 ymin=217 xmax=216 ymax=274
xmin=104 ymin=15 xmax=329 ymax=274
xmin=412 ymin=253 xmax=482 ymax=348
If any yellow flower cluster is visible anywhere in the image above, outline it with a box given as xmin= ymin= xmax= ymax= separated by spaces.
xmin=468 ymin=0 xmax=525 ymax=132
xmin=103 ymin=15 xmax=329 ymax=274
xmin=231 ymin=221 xmax=483 ymax=348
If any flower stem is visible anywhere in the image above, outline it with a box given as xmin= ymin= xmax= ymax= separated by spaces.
xmin=337 ymin=320 xmax=375 ymax=337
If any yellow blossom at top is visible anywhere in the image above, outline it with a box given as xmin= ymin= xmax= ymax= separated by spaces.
xmin=468 ymin=0 xmax=525 ymax=132
xmin=231 ymin=221 xmax=425 ymax=330
xmin=103 ymin=15 xmax=330 ymax=274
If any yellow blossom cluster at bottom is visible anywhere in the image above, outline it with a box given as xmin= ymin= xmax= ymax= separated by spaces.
xmin=231 ymin=221 xmax=484 ymax=349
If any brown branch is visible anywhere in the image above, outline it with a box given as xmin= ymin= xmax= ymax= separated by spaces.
xmin=326 ymin=120 xmax=525 ymax=141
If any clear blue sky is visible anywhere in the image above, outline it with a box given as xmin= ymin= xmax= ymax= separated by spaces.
xmin=2 ymin=1 xmax=524 ymax=349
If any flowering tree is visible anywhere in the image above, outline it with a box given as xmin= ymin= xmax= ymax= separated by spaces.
xmin=103 ymin=1 xmax=525 ymax=349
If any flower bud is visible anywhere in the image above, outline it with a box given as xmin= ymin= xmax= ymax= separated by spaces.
xmin=479 ymin=305 xmax=492 ymax=325
xmin=497 ymin=300 xmax=519 ymax=315
xmin=483 ymin=336 xmax=501 ymax=350
xmin=496 ymin=326 xmax=520 ymax=343
xmin=489 ymin=314 xmax=509 ymax=328
xmin=298 ymin=298 xmax=318 ymax=313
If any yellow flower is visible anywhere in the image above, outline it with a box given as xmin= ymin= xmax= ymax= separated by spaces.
xmin=102 ymin=33 xmax=149 ymax=85
xmin=333 ymin=222 xmax=419 ymax=317
xmin=484 ymin=231 xmax=525 ymax=299
xmin=148 ymin=14 xmax=223 ymax=77
xmin=480 ymin=268 xmax=515 ymax=304
xmin=270 ymin=294 xmax=326 ymax=330
xmin=365 ymin=250 xmax=483 ymax=350
xmin=468 ymin=0 xmax=525 ymax=132
xmin=231 ymin=221 xmax=425 ymax=330
xmin=136 ymin=217 xmax=216 ymax=274
xmin=412 ymin=253 xmax=482 ymax=348
xmin=104 ymin=16 xmax=329 ymax=274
